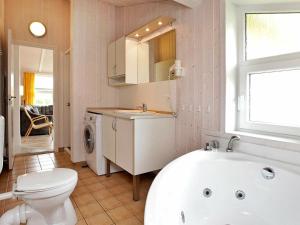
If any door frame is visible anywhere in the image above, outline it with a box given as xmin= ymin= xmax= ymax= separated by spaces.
xmin=12 ymin=39 xmax=59 ymax=154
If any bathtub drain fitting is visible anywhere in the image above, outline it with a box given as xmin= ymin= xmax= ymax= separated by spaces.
xmin=235 ymin=190 xmax=246 ymax=200
xmin=181 ymin=211 xmax=185 ymax=224
xmin=203 ymin=188 xmax=212 ymax=198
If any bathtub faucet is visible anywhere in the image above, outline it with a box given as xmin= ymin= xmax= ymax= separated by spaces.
xmin=226 ymin=136 xmax=240 ymax=152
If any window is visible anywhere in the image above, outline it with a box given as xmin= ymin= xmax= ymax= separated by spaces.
xmin=34 ymin=74 xmax=53 ymax=106
xmin=238 ymin=10 xmax=300 ymax=137
xmin=245 ymin=13 xmax=300 ymax=60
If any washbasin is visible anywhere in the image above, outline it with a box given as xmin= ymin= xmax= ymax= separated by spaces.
xmin=115 ymin=110 xmax=156 ymax=115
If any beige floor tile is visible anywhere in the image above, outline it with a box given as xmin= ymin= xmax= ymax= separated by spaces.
xmin=81 ymin=177 xmax=99 ymax=185
xmin=115 ymin=217 xmax=143 ymax=225
xmin=75 ymin=208 xmax=83 ymax=221
xmin=78 ymin=202 xmax=104 ymax=218
xmin=78 ymin=171 xmax=97 ymax=180
xmin=76 ymin=220 xmax=88 ymax=225
xmin=99 ymin=196 xmax=123 ymax=211
xmin=124 ymin=200 xmax=146 ymax=215
xmin=91 ymin=189 xmax=113 ymax=202
xmin=96 ymin=175 xmax=108 ymax=183
xmin=115 ymin=192 xmax=134 ymax=204
xmin=109 ymin=184 xmax=131 ymax=195
xmin=73 ymin=193 xmax=98 ymax=207
xmin=107 ymin=206 xmax=134 ymax=222
xmin=135 ymin=211 xmax=144 ymax=223
xmin=1 ymin=151 xmax=151 ymax=225
xmin=85 ymin=213 xmax=114 ymax=225
xmin=101 ymin=179 xmax=120 ymax=188
xmin=86 ymin=182 xmax=106 ymax=192
xmin=72 ymin=186 xmax=90 ymax=197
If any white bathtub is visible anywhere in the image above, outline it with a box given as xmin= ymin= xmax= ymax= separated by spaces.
xmin=144 ymin=151 xmax=300 ymax=225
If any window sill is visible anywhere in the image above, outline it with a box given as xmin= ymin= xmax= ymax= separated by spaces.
xmin=203 ymin=129 xmax=300 ymax=153
xmin=231 ymin=130 xmax=300 ymax=152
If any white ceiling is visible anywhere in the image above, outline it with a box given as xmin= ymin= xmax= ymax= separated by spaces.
xmin=19 ymin=46 xmax=53 ymax=74
xmin=101 ymin=0 xmax=165 ymax=6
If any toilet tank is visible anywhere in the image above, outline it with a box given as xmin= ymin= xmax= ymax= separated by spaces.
xmin=0 ymin=116 xmax=4 ymax=173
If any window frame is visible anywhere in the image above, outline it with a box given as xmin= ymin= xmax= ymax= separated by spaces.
xmin=237 ymin=6 xmax=300 ymax=137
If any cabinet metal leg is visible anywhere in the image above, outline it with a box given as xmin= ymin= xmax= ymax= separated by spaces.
xmin=133 ymin=175 xmax=140 ymax=201
xmin=106 ymin=158 xmax=111 ymax=177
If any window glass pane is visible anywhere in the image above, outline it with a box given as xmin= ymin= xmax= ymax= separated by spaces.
xmin=246 ymin=13 xmax=300 ymax=60
xmin=34 ymin=74 xmax=53 ymax=105
xmin=249 ymin=70 xmax=300 ymax=127
xmin=35 ymin=75 xmax=53 ymax=89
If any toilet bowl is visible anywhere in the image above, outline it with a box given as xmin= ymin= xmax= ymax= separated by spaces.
xmin=0 ymin=168 xmax=78 ymax=225
xmin=0 ymin=116 xmax=78 ymax=225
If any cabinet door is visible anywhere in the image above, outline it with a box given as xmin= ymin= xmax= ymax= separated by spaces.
xmin=115 ymin=36 xmax=126 ymax=76
xmin=116 ymin=118 xmax=134 ymax=174
xmin=107 ymin=42 xmax=116 ymax=77
xmin=102 ymin=116 xmax=116 ymax=163
xmin=125 ymin=38 xmax=138 ymax=84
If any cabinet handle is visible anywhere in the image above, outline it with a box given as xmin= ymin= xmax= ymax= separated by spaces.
xmin=114 ymin=119 xmax=117 ymax=131
xmin=112 ymin=119 xmax=117 ymax=131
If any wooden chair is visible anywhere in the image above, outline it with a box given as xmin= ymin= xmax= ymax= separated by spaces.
xmin=24 ymin=107 xmax=53 ymax=137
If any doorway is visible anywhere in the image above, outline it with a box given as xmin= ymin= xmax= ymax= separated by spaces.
xmin=18 ymin=45 xmax=54 ymax=155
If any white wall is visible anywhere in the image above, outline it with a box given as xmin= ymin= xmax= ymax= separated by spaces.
xmin=115 ymin=0 xmax=222 ymax=157
xmin=70 ymin=0 xmax=300 ymax=165
xmin=118 ymin=80 xmax=177 ymax=112
xmin=70 ymin=0 xmax=118 ymax=162
xmin=206 ymin=0 xmax=300 ymax=167
xmin=4 ymin=0 xmax=70 ymax=149
xmin=71 ymin=0 xmax=222 ymax=162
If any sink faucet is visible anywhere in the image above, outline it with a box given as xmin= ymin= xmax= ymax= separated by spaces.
xmin=142 ymin=103 xmax=147 ymax=112
xmin=226 ymin=136 xmax=240 ymax=152
xmin=137 ymin=103 xmax=147 ymax=112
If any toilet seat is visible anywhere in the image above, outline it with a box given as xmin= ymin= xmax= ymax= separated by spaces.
xmin=15 ymin=168 xmax=78 ymax=193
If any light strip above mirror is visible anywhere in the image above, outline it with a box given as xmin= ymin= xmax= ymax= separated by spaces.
xmin=127 ymin=16 xmax=176 ymax=41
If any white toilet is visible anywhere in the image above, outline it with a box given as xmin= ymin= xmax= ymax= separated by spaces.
xmin=0 ymin=116 xmax=78 ymax=225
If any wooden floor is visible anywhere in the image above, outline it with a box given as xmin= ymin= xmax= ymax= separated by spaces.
xmin=21 ymin=134 xmax=54 ymax=154
xmin=0 ymin=152 xmax=154 ymax=225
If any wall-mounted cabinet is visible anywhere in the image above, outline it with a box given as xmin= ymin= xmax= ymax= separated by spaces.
xmin=108 ymin=37 xmax=138 ymax=86
xmin=107 ymin=17 xmax=177 ymax=87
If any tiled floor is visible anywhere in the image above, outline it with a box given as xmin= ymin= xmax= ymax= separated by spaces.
xmin=21 ymin=134 xmax=54 ymax=154
xmin=0 ymin=152 xmax=154 ymax=225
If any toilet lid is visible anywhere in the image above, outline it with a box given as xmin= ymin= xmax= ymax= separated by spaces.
xmin=16 ymin=168 xmax=78 ymax=192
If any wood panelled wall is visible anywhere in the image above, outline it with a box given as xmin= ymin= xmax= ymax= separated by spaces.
xmin=3 ymin=0 xmax=70 ymax=148
xmin=70 ymin=0 xmax=119 ymax=162
xmin=70 ymin=0 xmax=221 ymax=161
xmin=116 ymin=0 xmax=221 ymax=156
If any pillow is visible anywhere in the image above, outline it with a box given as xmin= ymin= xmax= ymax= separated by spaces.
xmin=31 ymin=106 xmax=39 ymax=114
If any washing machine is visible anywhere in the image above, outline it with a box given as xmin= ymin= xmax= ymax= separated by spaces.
xmin=84 ymin=112 xmax=120 ymax=175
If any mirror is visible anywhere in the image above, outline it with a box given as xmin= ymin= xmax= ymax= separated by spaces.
xmin=137 ymin=29 xmax=176 ymax=83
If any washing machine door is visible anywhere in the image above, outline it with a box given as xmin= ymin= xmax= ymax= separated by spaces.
xmin=84 ymin=125 xmax=95 ymax=154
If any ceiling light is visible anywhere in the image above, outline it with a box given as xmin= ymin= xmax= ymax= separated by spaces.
xmin=146 ymin=28 xmax=150 ymax=32
xmin=135 ymin=33 xmax=140 ymax=37
xmin=158 ymin=21 xmax=163 ymax=26
xmin=29 ymin=22 xmax=47 ymax=38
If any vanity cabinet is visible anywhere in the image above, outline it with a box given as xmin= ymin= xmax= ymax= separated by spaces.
xmin=107 ymin=36 xmax=138 ymax=86
xmin=102 ymin=116 xmax=116 ymax=162
xmin=115 ymin=118 xmax=134 ymax=173
xmin=102 ymin=115 xmax=176 ymax=200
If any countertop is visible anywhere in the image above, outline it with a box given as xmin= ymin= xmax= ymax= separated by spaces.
xmin=87 ymin=107 xmax=175 ymax=120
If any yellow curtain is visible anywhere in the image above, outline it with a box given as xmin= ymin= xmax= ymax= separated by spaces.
xmin=23 ymin=72 xmax=35 ymax=105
